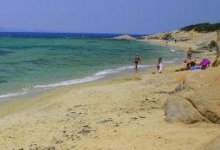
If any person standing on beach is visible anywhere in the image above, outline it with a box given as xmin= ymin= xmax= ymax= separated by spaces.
xmin=187 ymin=47 xmax=193 ymax=59
xmin=157 ymin=57 xmax=163 ymax=73
xmin=133 ymin=54 xmax=141 ymax=72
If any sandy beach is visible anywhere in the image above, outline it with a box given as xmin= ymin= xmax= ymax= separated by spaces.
xmin=0 ymin=65 xmax=220 ymax=150
xmin=1 ymin=0 xmax=220 ymax=149
xmin=0 ymin=30 xmax=220 ymax=150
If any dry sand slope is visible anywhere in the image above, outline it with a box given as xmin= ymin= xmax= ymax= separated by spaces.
xmin=0 ymin=67 xmax=220 ymax=150
xmin=142 ymin=30 xmax=217 ymax=51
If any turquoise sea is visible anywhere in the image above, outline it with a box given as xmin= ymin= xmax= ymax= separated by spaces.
xmin=0 ymin=32 xmax=184 ymax=100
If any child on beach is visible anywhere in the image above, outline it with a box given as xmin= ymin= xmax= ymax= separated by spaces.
xmin=157 ymin=57 xmax=163 ymax=73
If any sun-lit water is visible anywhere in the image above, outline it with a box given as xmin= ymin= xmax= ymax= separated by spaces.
xmin=0 ymin=32 xmax=184 ymax=100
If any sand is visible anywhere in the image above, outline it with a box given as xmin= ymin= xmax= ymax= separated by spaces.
xmin=0 ymin=67 xmax=220 ymax=150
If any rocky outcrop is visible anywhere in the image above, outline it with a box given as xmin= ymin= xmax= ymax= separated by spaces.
xmin=164 ymin=68 xmax=220 ymax=124
xmin=113 ymin=35 xmax=136 ymax=40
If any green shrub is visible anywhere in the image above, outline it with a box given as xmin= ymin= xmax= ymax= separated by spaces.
xmin=180 ymin=23 xmax=220 ymax=32
xmin=208 ymin=40 xmax=218 ymax=49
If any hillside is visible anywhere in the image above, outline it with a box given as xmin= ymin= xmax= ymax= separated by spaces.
xmin=180 ymin=23 xmax=220 ymax=32
xmin=142 ymin=29 xmax=218 ymax=51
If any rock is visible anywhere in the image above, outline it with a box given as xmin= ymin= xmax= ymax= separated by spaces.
xmin=164 ymin=95 xmax=205 ymax=123
xmin=186 ymin=89 xmax=220 ymax=123
xmin=184 ymin=69 xmax=220 ymax=123
xmin=201 ymin=135 xmax=220 ymax=150
xmin=113 ymin=35 xmax=136 ymax=40
xmin=165 ymin=68 xmax=220 ymax=124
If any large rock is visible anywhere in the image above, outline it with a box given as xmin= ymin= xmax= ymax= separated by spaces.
xmin=184 ymin=69 xmax=220 ymax=123
xmin=165 ymin=68 xmax=220 ymax=124
xmin=164 ymin=95 xmax=205 ymax=123
xmin=185 ymin=90 xmax=220 ymax=123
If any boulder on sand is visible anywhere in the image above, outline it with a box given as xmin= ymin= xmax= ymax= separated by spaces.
xmin=164 ymin=68 xmax=220 ymax=124
xmin=164 ymin=95 xmax=206 ymax=124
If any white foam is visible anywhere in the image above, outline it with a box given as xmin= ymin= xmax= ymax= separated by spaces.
xmin=170 ymin=49 xmax=181 ymax=54
xmin=94 ymin=65 xmax=153 ymax=76
xmin=94 ymin=69 xmax=119 ymax=76
xmin=34 ymin=65 xmax=152 ymax=88
xmin=34 ymin=75 xmax=104 ymax=88
xmin=0 ymin=89 xmax=29 ymax=100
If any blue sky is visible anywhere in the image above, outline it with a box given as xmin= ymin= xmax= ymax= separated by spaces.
xmin=0 ymin=0 xmax=220 ymax=34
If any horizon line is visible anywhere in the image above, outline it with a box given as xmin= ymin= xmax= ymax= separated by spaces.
xmin=0 ymin=31 xmax=149 ymax=36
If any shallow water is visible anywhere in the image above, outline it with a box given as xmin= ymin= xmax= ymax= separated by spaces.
xmin=0 ymin=33 xmax=184 ymax=99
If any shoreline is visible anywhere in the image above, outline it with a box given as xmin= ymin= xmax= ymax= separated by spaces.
xmin=0 ymin=56 xmax=181 ymax=102
xmin=0 ymin=62 xmax=179 ymax=117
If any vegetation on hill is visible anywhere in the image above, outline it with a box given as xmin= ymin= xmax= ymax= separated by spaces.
xmin=208 ymin=40 xmax=218 ymax=49
xmin=162 ymin=33 xmax=172 ymax=40
xmin=180 ymin=23 xmax=220 ymax=32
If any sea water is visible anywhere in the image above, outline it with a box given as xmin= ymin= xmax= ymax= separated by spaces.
xmin=0 ymin=32 xmax=184 ymax=100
